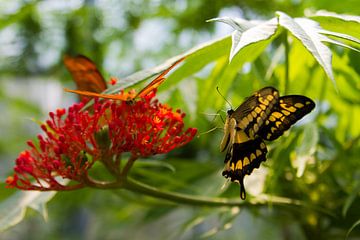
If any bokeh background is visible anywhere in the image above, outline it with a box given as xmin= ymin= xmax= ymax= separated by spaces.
xmin=1 ymin=1 xmax=360 ymax=239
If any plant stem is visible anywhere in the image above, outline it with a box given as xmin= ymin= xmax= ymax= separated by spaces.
xmin=120 ymin=154 xmax=137 ymax=178
xmin=284 ymin=31 xmax=289 ymax=95
xmin=114 ymin=153 xmax=122 ymax=173
xmin=101 ymin=153 xmax=120 ymax=177
xmin=122 ymin=177 xmax=332 ymax=215
xmin=78 ymin=173 xmax=332 ymax=215
xmin=81 ymin=154 xmax=332 ymax=215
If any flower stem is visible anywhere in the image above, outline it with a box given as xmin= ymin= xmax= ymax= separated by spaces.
xmin=78 ymin=173 xmax=332 ymax=215
xmin=114 ymin=154 xmax=122 ymax=173
xmin=120 ymin=154 xmax=138 ymax=178
xmin=122 ymin=178 xmax=333 ymax=216
xmin=101 ymin=153 xmax=120 ymax=177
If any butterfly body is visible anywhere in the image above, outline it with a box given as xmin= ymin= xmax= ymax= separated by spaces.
xmin=220 ymin=87 xmax=315 ymax=199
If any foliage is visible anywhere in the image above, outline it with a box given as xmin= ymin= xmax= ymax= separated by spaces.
xmin=1 ymin=1 xmax=360 ymax=240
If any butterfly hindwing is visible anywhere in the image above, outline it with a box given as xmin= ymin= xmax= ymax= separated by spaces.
xmin=230 ymin=87 xmax=279 ymax=138
xmin=222 ymin=136 xmax=268 ymax=200
xmin=257 ymin=95 xmax=316 ymax=141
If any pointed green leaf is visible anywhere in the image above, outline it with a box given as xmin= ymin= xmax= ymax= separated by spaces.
xmin=342 ymin=181 xmax=360 ymax=218
xmin=107 ymin=36 xmax=231 ymax=94
xmin=308 ymin=10 xmax=360 ymax=40
xmin=292 ymin=123 xmax=319 ymax=177
xmin=320 ymin=29 xmax=360 ymax=47
xmin=347 ymin=218 xmax=360 ymax=238
xmin=315 ymin=10 xmax=360 ymax=23
xmin=277 ymin=11 xmax=335 ymax=86
xmin=207 ymin=17 xmax=255 ymax=31
xmin=0 ymin=191 xmax=57 ymax=232
xmin=209 ymin=17 xmax=279 ymax=61
xmin=134 ymin=159 xmax=176 ymax=173
xmin=320 ymin=34 xmax=360 ymax=53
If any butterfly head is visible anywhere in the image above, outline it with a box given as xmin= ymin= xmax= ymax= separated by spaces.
xmin=227 ymin=109 xmax=234 ymax=116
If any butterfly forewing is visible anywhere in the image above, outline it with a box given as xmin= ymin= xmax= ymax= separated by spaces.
xmin=257 ymin=95 xmax=315 ymax=141
xmin=64 ymin=55 xmax=107 ymax=94
xmin=230 ymin=87 xmax=279 ymax=138
xmin=135 ymin=56 xmax=185 ymax=99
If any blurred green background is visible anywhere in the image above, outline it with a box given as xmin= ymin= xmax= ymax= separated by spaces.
xmin=1 ymin=0 xmax=360 ymax=239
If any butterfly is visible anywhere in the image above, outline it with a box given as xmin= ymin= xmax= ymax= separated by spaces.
xmin=220 ymin=86 xmax=315 ymax=199
xmin=64 ymin=55 xmax=107 ymax=100
xmin=64 ymin=57 xmax=185 ymax=102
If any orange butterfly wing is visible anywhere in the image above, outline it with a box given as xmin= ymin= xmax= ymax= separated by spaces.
xmin=135 ymin=57 xmax=185 ymax=99
xmin=64 ymin=55 xmax=107 ymax=94
xmin=64 ymin=88 xmax=129 ymax=101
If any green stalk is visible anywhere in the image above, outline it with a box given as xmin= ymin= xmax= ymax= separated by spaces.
xmin=122 ymin=177 xmax=333 ymax=216
xmin=284 ymin=31 xmax=289 ymax=95
xmin=79 ymin=171 xmax=333 ymax=215
xmin=81 ymin=154 xmax=333 ymax=215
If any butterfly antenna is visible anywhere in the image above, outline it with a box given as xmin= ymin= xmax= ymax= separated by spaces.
xmin=216 ymin=86 xmax=233 ymax=109
xmin=211 ymin=109 xmax=227 ymax=124
xmin=196 ymin=126 xmax=222 ymax=138
xmin=219 ymin=113 xmax=225 ymax=124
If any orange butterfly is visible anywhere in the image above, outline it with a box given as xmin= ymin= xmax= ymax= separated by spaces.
xmin=64 ymin=57 xmax=185 ymax=101
xmin=64 ymin=55 xmax=108 ymax=98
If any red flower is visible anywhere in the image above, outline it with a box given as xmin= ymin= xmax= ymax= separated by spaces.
xmin=6 ymin=90 xmax=197 ymax=191
xmin=109 ymin=77 xmax=118 ymax=85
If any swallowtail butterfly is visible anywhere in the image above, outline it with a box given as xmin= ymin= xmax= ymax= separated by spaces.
xmin=220 ymin=86 xmax=315 ymax=199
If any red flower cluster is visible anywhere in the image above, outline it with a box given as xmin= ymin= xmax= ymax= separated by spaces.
xmin=6 ymin=90 xmax=197 ymax=191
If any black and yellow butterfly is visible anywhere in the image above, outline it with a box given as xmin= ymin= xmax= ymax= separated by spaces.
xmin=220 ymin=86 xmax=315 ymax=199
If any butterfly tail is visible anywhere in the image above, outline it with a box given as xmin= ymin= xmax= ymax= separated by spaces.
xmin=239 ymin=177 xmax=246 ymax=200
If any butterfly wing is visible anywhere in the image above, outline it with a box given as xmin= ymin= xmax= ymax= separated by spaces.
xmin=64 ymin=55 xmax=107 ymax=94
xmin=135 ymin=57 xmax=186 ymax=99
xmin=222 ymin=134 xmax=268 ymax=200
xmin=221 ymin=118 xmax=268 ymax=199
xmin=230 ymin=87 xmax=279 ymax=138
xmin=63 ymin=88 xmax=129 ymax=101
xmin=257 ymin=95 xmax=315 ymax=141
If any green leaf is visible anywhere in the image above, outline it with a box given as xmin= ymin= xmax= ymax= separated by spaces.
xmin=160 ymin=36 xmax=231 ymax=90
xmin=0 ymin=191 xmax=57 ymax=232
xmin=347 ymin=218 xmax=360 ymax=239
xmin=309 ymin=10 xmax=360 ymax=39
xmin=0 ymin=4 xmax=35 ymax=30
xmin=134 ymin=159 xmax=176 ymax=173
xmin=342 ymin=181 xmax=360 ymax=218
xmin=277 ymin=11 xmax=335 ymax=86
xmin=292 ymin=123 xmax=319 ymax=177
xmin=209 ymin=17 xmax=279 ymax=61
xmin=320 ymin=29 xmax=360 ymax=47
xmin=297 ymin=123 xmax=319 ymax=156
xmin=107 ymin=36 xmax=231 ymax=94
xmin=213 ymin=31 xmax=279 ymax=110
